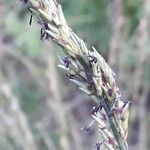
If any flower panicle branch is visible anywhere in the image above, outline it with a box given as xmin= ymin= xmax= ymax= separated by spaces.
xmin=19 ymin=0 xmax=131 ymax=149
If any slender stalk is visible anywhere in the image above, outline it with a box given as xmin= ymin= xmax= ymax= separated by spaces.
xmin=102 ymin=99 xmax=126 ymax=150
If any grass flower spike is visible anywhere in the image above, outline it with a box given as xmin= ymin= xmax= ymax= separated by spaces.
xmin=19 ymin=0 xmax=131 ymax=149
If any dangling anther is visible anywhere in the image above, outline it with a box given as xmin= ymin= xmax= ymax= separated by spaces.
xmin=28 ymin=8 xmax=33 ymax=26
xmin=29 ymin=13 xmax=33 ymax=25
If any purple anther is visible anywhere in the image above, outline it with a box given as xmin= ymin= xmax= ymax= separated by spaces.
xmin=108 ymin=89 xmax=113 ymax=97
xmin=95 ymin=142 xmax=102 ymax=150
xmin=62 ymin=57 xmax=70 ymax=68
xmin=108 ymin=137 xmax=114 ymax=145
xmin=101 ymin=113 xmax=107 ymax=121
xmin=88 ymin=52 xmax=97 ymax=63
xmin=66 ymin=74 xmax=74 ymax=79
xmin=81 ymin=126 xmax=91 ymax=133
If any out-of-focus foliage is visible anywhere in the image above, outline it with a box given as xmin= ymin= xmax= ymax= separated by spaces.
xmin=62 ymin=0 xmax=111 ymax=54
xmin=0 ymin=0 xmax=149 ymax=150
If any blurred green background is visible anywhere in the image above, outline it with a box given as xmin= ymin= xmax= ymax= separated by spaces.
xmin=0 ymin=0 xmax=150 ymax=150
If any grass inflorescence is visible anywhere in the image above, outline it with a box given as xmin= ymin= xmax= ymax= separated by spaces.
xmin=19 ymin=0 xmax=131 ymax=149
